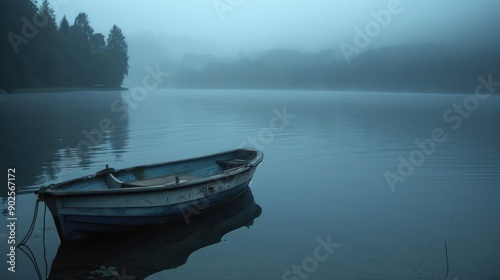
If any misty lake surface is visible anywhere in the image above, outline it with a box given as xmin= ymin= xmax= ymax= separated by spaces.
xmin=1 ymin=89 xmax=499 ymax=280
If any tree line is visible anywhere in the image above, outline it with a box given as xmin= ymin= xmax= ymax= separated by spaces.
xmin=174 ymin=42 xmax=500 ymax=93
xmin=0 ymin=0 xmax=129 ymax=92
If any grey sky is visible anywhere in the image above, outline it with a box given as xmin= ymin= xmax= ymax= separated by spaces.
xmin=49 ymin=0 xmax=499 ymax=56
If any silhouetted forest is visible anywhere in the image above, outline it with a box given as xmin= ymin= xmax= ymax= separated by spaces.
xmin=174 ymin=42 xmax=500 ymax=93
xmin=1 ymin=0 xmax=497 ymax=94
xmin=0 ymin=0 xmax=129 ymax=92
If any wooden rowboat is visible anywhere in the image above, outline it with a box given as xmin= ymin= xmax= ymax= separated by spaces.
xmin=37 ymin=148 xmax=263 ymax=241
xmin=47 ymin=187 xmax=261 ymax=279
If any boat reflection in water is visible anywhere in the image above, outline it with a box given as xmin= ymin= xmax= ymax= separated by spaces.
xmin=48 ymin=187 xmax=262 ymax=280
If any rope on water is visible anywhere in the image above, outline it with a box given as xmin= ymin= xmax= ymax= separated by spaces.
xmin=18 ymin=198 xmax=41 ymax=247
xmin=17 ymin=196 xmax=45 ymax=279
xmin=17 ymin=244 xmax=43 ymax=280
xmin=43 ymin=203 xmax=48 ymax=279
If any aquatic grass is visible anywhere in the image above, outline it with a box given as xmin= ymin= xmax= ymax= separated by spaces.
xmin=415 ymin=214 xmax=455 ymax=280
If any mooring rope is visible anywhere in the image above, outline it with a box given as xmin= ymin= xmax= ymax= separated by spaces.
xmin=17 ymin=197 xmax=45 ymax=279
xmin=18 ymin=198 xmax=40 ymax=246
xmin=17 ymin=245 xmax=43 ymax=280
xmin=43 ymin=203 xmax=48 ymax=279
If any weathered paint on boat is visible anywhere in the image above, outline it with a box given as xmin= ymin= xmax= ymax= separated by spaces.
xmin=37 ymin=148 xmax=263 ymax=241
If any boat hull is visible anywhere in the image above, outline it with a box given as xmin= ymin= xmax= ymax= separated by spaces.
xmin=48 ymin=187 xmax=262 ymax=279
xmin=38 ymin=149 xmax=263 ymax=241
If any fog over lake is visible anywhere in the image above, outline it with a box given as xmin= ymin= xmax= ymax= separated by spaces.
xmin=1 ymin=1 xmax=499 ymax=280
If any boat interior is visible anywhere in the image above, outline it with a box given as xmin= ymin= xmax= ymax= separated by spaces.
xmin=46 ymin=149 xmax=258 ymax=192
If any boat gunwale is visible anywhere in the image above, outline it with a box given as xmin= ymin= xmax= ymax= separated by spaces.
xmin=38 ymin=148 xmax=263 ymax=198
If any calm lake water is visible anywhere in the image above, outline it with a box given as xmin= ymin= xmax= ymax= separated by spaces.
xmin=1 ymin=89 xmax=499 ymax=280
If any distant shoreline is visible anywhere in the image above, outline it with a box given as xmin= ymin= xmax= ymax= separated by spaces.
xmin=0 ymin=87 xmax=129 ymax=94
xmin=168 ymin=86 xmax=492 ymax=95
xmin=1 ymin=86 xmax=496 ymax=95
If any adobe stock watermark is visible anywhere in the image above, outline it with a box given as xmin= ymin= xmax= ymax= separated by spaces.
xmin=238 ymin=107 xmax=295 ymax=151
xmin=282 ymin=235 xmax=340 ymax=280
xmin=179 ymin=172 xmax=248 ymax=225
xmin=7 ymin=0 xmax=72 ymax=54
xmin=384 ymin=74 xmax=499 ymax=192
xmin=178 ymin=106 xmax=294 ymax=224
xmin=64 ymin=65 xmax=169 ymax=158
xmin=179 ymin=189 xmax=212 ymax=225
xmin=213 ymin=0 xmax=243 ymax=21
xmin=339 ymin=0 xmax=407 ymax=63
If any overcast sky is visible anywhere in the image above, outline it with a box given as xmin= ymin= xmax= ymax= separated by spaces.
xmin=49 ymin=0 xmax=499 ymax=56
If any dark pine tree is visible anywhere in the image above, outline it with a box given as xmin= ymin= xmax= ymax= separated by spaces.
xmin=35 ymin=0 xmax=60 ymax=86
xmin=59 ymin=16 xmax=70 ymax=36
xmin=57 ymin=15 xmax=72 ymax=86
xmin=105 ymin=25 xmax=128 ymax=87
xmin=68 ymin=12 xmax=94 ymax=86
xmin=90 ymin=33 xmax=109 ymax=86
